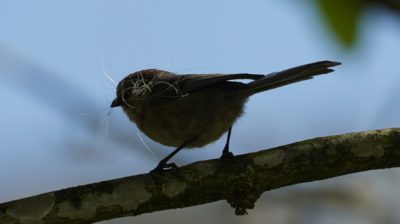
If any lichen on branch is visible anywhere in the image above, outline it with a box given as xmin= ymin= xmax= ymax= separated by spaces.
xmin=1 ymin=128 xmax=399 ymax=224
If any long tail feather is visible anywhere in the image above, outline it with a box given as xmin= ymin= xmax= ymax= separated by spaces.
xmin=246 ymin=61 xmax=341 ymax=95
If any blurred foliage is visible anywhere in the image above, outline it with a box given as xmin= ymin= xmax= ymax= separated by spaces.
xmin=316 ymin=0 xmax=400 ymax=47
xmin=317 ymin=0 xmax=365 ymax=47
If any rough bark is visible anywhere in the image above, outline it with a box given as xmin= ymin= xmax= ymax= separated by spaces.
xmin=1 ymin=128 xmax=400 ymax=224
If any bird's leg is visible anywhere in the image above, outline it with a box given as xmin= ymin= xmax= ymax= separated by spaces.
xmin=150 ymin=137 xmax=195 ymax=173
xmin=220 ymin=127 xmax=234 ymax=159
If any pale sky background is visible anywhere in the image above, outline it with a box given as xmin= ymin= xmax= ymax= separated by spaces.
xmin=1 ymin=1 xmax=400 ymax=223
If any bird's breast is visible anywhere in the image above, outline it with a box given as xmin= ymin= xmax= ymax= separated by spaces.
xmin=123 ymin=87 xmax=248 ymax=148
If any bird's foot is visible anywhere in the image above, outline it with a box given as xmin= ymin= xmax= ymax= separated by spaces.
xmin=150 ymin=162 xmax=178 ymax=173
xmin=220 ymin=148 xmax=234 ymax=160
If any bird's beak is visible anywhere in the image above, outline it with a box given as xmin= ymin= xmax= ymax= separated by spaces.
xmin=111 ymin=97 xmax=122 ymax=107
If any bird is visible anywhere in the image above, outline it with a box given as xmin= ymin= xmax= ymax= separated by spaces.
xmin=111 ymin=60 xmax=341 ymax=172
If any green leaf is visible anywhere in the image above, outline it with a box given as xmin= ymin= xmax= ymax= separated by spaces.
xmin=317 ymin=0 xmax=367 ymax=47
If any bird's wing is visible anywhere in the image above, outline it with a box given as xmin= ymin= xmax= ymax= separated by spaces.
xmin=174 ymin=73 xmax=265 ymax=94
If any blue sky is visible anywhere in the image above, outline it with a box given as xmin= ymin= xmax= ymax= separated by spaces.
xmin=1 ymin=1 xmax=400 ymax=223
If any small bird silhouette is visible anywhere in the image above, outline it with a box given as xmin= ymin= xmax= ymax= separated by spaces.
xmin=111 ymin=61 xmax=341 ymax=172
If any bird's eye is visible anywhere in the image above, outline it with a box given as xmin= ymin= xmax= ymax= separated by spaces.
xmin=122 ymin=90 xmax=132 ymax=101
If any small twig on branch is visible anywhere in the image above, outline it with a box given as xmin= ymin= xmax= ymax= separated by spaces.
xmin=1 ymin=128 xmax=400 ymax=224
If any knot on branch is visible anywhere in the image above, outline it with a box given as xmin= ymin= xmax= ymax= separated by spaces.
xmin=224 ymin=179 xmax=262 ymax=215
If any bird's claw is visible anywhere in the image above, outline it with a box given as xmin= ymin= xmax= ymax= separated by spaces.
xmin=220 ymin=149 xmax=234 ymax=160
xmin=150 ymin=162 xmax=178 ymax=173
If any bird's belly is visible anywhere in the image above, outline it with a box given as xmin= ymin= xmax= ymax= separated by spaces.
xmin=139 ymin=113 xmax=231 ymax=148
xmin=127 ymin=90 xmax=247 ymax=148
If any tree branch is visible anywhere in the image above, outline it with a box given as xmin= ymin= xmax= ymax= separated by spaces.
xmin=1 ymin=128 xmax=400 ymax=224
